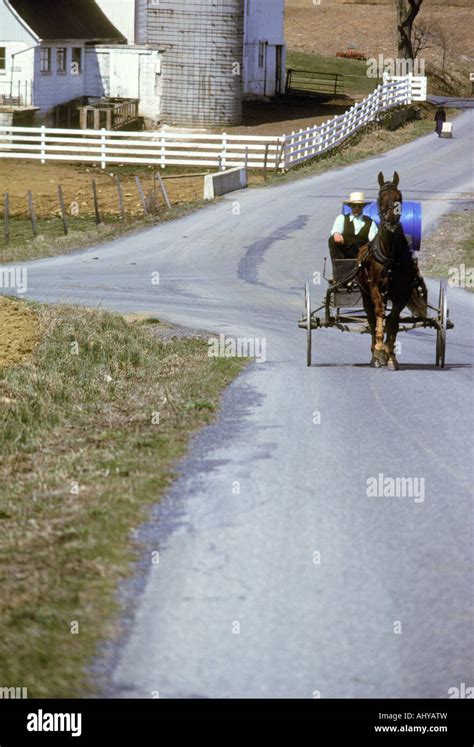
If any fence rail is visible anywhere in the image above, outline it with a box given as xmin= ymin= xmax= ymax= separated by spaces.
xmin=283 ymin=75 xmax=427 ymax=169
xmin=286 ymin=69 xmax=342 ymax=97
xmin=0 ymin=76 xmax=427 ymax=172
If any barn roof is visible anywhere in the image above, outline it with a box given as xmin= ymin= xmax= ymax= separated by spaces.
xmin=8 ymin=0 xmax=126 ymax=41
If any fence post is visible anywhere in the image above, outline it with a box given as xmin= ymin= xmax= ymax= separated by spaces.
xmin=135 ymin=176 xmax=147 ymax=216
xmin=101 ymin=127 xmax=106 ymax=170
xmin=3 ymin=192 xmax=9 ymax=246
xmin=92 ymin=179 xmax=101 ymax=225
xmin=57 ymin=184 xmax=68 ymax=235
xmin=275 ymin=139 xmax=285 ymax=172
xmin=40 ymin=125 xmax=46 ymax=165
xmin=407 ymin=72 xmax=413 ymax=104
xmin=221 ymin=132 xmax=227 ymax=171
xmin=263 ymin=143 xmax=270 ymax=181
xmin=289 ymin=131 xmax=295 ymax=166
xmin=27 ymin=190 xmax=38 ymax=238
xmin=155 ymin=172 xmax=171 ymax=211
xmin=244 ymin=146 xmax=249 ymax=170
xmin=115 ymin=176 xmax=125 ymax=221
xmin=160 ymin=134 xmax=166 ymax=169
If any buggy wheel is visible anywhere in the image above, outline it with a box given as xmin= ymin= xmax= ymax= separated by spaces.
xmin=436 ymin=279 xmax=448 ymax=368
xmin=305 ymin=279 xmax=312 ymax=367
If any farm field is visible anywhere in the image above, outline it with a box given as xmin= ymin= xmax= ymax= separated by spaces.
xmin=285 ymin=1 xmax=474 ymax=64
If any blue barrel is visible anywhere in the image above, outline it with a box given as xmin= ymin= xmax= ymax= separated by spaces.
xmin=342 ymin=201 xmax=422 ymax=251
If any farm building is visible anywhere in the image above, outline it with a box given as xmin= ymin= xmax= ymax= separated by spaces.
xmin=1 ymin=0 xmax=286 ymax=128
xmin=0 ymin=0 xmax=164 ymax=125
xmin=95 ymin=0 xmax=286 ymax=126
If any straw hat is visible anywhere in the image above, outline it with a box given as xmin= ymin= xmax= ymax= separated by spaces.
xmin=344 ymin=191 xmax=369 ymax=205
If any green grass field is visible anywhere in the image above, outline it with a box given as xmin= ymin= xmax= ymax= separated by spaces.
xmin=286 ymin=51 xmax=381 ymax=96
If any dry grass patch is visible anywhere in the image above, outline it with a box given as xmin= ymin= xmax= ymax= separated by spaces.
xmin=0 ymin=297 xmax=40 ymax=368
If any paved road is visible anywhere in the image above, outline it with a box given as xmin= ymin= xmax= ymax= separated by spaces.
xmin=6 ymin=110 xmax=474 ymax=699
xmin=427 ymin=95 xmax=474 ymax=109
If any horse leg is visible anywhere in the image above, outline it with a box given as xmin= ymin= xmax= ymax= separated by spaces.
xmin=362 ymin=293 xmax=378 ymax=366
xmin=385 ymin=302 xmax=404 ymax=370
xmin=371 ymin=286 xmax=387 ymax=366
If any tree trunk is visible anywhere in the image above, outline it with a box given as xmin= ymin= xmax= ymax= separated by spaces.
xmin=396 ymin=0 xmax=424 ymax=60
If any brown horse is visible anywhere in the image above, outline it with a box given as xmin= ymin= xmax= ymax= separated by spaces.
xmin=357 ymin=171 xmax=426 ymax=371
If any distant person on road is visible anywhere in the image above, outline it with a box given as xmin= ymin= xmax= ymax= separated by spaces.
xmin=434 ymin=107 xmax=446 ymax=137
xmin=328 ymin=191 xmax=378 ymax=270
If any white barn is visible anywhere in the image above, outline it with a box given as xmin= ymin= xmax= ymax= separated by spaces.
xmin=243 ymin=0 xmax=286 ymax=99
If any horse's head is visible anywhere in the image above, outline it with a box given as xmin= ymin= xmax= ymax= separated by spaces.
xmin=377 ymin=171 xmax=403 ymax=231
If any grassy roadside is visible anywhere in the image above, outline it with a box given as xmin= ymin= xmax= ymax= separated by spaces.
xmin=0 ymin=302 xmax=246 ymax=697
xmin=419 ymin=208 xmax=474 ymax=291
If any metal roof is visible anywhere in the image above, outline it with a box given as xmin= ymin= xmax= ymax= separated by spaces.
xmin=8 ymin=0 xmax=126 ymax=41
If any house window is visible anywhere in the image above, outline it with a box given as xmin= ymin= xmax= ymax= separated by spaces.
xmin=258 ymin=41 xmax=266 ymax=68
xmin=71 ymin=47 xmax=82 ymax=75
xmin=40 ymin=47 xmax=52 ymax=73
xmin=0 ymin=47 xmax=6 ymax=71
xmin=57 ymin=47 xmax=67 ymax=74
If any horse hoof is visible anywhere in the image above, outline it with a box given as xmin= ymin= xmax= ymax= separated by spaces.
xmin=370 ymin=356 xmax=381 ymax=368
xmin=387 ymin=357 xmax=400 ymax=371
xmin=374 ymin=349 xmax=388 ymax=366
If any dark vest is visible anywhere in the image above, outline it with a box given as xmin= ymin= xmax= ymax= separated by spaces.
xmin=343 ymin=214 xmax=372 ymax=248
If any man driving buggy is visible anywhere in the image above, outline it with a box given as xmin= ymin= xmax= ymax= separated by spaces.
xmin=328 ymin=191 xmax=378 ymax=265
xmin=328 ymin=188 xmax=427 ymax=308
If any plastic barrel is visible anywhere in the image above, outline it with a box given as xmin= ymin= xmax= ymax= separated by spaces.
xmin=342 ymin=201 xmax=422 ymax=252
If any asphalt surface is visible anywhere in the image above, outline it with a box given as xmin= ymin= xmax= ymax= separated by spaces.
xmin=427 ymin=95 xmax=474 ymax=109
xmin=5 ymin=110 xmax=474 ymax=699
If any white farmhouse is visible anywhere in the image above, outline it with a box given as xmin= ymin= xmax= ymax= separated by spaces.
xmin=0 ymin=0 xmax=163 ymax=125
xmin=0 ymin=0 xmax=125 ymax=112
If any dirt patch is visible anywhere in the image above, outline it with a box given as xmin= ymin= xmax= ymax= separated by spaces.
xmin=285 ymin=2 xmax=474 ymax=63
xmin=221 ymin=97 xmax=353 ymax=136
xmin=0 ymin=161 xmax=204 ymax=220
xmin=0 ymin=297 xmax=40 ymax=368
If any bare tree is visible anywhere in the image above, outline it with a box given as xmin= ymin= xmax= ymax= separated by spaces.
xmin=428 ymin=21 xmax=456 ymax=73
xmin=412 ymin=20 xmax=432 ymax=60
xmin=396 ymin=0 xmax=424 ymax=60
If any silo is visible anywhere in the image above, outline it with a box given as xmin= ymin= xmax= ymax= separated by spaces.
xmin=143 ymin=0 xmax=245 ymax=127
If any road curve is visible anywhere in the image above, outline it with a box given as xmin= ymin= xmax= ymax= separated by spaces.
xmin=6 ymin=110 xmax=474 ymax=698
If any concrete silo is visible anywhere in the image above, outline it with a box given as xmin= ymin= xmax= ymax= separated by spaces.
xmin=136 ymin=0 xmax=245 ymax=127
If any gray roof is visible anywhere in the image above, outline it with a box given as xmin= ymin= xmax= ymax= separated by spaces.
xmin=9 ymin=0 xmax=126 ymax=41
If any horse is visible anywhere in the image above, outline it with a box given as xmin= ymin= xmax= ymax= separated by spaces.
xmin=357 ymin=171 xmax=426 ymax=371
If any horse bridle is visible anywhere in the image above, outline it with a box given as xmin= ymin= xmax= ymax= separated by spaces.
xmin=377 ymin=182 xmax=403 ymax=233
xmin=361 ymin=181 xmax=404 ymax=273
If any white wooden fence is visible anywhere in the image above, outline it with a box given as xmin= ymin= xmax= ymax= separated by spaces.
xmin=284 ymin=75 xmax=427 ymax=169
xmin=0 ymin=76 xmax=426 ymax=173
